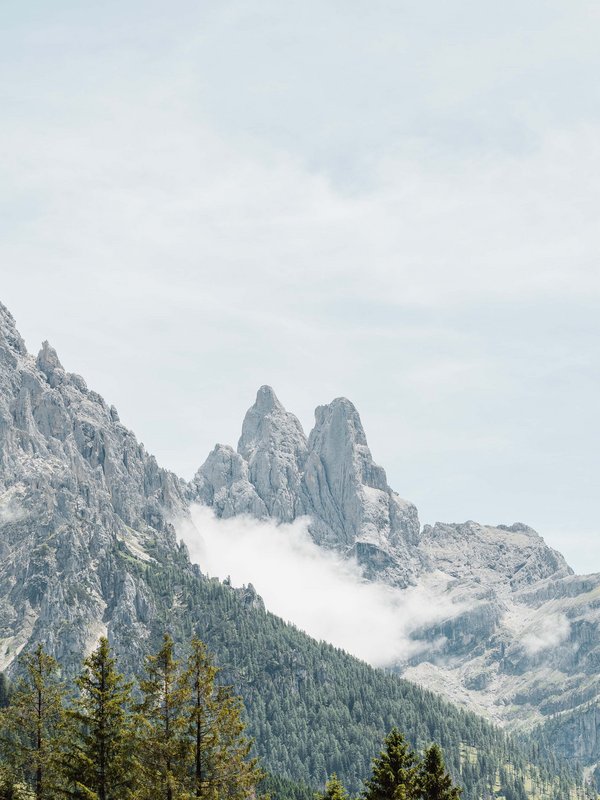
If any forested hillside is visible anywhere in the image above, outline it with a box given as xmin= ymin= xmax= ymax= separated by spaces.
xmin=119 ymin=541 xmax=589 ymax=799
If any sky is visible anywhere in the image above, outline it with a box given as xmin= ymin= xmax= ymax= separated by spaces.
xmin=2 ymin=1 xmax=600 ymax=573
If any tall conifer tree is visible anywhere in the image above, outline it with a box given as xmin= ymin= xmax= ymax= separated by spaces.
xmin=180 ymin=636 xmax=262 ymax=799
xmin=0 ymin=674 xmax=9 ymax=709
xmin=419 ymin=745 xmax=462 ymax=800
xmin=316 ymin=774 xmax=348 ymax=800
xmin=137 ymin=634 xmax=189 ymax=800
xmin=363 ymin=728 xmax=420 ymax=800
xmin=0 ymin=644 xmax=64 ymax=799
xmin=61 ymin=637 xmax=138 ymax=800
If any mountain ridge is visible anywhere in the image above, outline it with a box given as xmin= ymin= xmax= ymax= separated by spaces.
xmin=2 ymin=299 xmax=590 ymax=798
xmin=193 ymin=383 xmax=600 ymax=771
xmin=0 ymin=299 xmax=598 ymax=788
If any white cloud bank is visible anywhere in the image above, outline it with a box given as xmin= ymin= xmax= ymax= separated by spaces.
xmin=179 ymin=505 xmax=461 ymax=667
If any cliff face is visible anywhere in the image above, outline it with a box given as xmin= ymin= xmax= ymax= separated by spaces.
xmin=194 ymin=386 xmax=423 ymax=587
xmin=1 ymin=297 xmax=599 ymax=770
xmin=0 ymin=302 xmax=188 ymax=674
xmin=193 ymin=385 xmax=600 ymax=766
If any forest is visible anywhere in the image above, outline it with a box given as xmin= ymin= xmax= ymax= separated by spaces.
xmin=0 ymin=635 xmax=461 ymax=800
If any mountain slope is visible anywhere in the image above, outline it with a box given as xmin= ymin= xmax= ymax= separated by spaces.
xmin=194 ymin=385 xmax=600 ymax=771
xmin=0 ymin=301 xmax=591 ymax=798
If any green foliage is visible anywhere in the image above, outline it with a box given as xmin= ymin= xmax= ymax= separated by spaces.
xmin=259 ymin=773 xmax=314 ymax=800
xmin=363 ymin=727 xmax=420 ymax=800
xmin=0 ymin=645 xmax=64 ymax=799
xmin=316 ymin=774 xmax=349 ymax=800
xmin=0 ymin=764 xmax=35 ymax=800
xmin=179 ymin=637 xmax=262 ymax=799
xmin=0 ymin=676 xmax=9 ymax=710
xmin=0 ymin=635 xmax=263 ymax=800
xmin=420 ymin=744 xmax=462 ymax=800
xmin=0 ymin=543 xmax=591 ymax=800
xmin=137 ymin=634 xmax=189 ymax=800
xmin=61 ymin=637 xmax=139 ymax=800
xmin=128 ymin=551 xmax=586 ymax=799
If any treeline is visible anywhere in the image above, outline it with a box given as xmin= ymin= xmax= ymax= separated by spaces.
xmin=0 ymin=635 xmax=260 ymax=799
xmin=0 ymin=634 xmax=464 ymax=800
xmin=317 ymin=729 xmax=461 ymax=800
xmin=143 ymin=552 xmax=584 ymax=798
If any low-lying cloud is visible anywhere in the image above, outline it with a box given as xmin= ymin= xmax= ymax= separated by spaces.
xmin=0 ymin=502 xmax=25 ymax=525
xmin=179 ymin=505 xmax=462 ymax=668
xmin=521 ymin=612 xmax=571 ymax=656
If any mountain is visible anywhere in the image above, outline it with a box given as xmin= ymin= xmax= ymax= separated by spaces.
xmin=0 ymin=299 xmax=593 ymax=797
xmin=194 ymin=385 xmax=600 ymax=774
xmin=193 ymin=387 xmax=423 ymax=587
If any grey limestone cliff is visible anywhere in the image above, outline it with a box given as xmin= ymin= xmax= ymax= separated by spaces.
xmin=193 ymin=386 xmax=423 ymax=586
xmin=0 ymin=302 xmax=188 ymax=674
xmin=192 ymin=384 xmax=600 ymax=769
xmin=2 ymin=297 xmax=600 ymax=772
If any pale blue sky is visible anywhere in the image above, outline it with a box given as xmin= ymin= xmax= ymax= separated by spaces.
xmin=2 ymin=1 xmax=600 ymax=572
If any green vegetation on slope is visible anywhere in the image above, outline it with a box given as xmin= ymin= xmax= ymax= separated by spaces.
xmin=130 ymin=543 xmax=591 ymax=800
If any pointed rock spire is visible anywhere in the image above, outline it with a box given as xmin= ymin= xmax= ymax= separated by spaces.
xmin=0 ymin=301 xmax=26 ymax=355
xmin=309 ymin=397 xmax=388 ymax=493
xmin=237 ymin=386 xmax=307 ymax=522
xmin=36 ymin=341 xmax=65 ymax=387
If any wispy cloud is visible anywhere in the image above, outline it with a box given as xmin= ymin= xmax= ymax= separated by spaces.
xmin=521 ymin=612 xmax=571 ymax=656
xmin=179 ymin=505 xmax=464 ymax=667
xmin=0 ymin=502 xmax=25 ymax=526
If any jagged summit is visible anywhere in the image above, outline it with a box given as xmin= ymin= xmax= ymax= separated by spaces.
xmin=2 ymin=302 xmax=600 ymax=771
xmin=253 ymin=384 xmax=283 ymax=413
xmin=197 ymin=386 xmax=422 ymax=584
xmin=0 ymin=301 xmax=26 ymax=355
xmin=0 ymin=300 xmax=188 ymax=673
xmin=36 ymin=340 xmax=65 ymax=386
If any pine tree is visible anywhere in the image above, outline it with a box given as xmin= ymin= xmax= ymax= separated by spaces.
xmin=419 ymin=745 xmax=461 ymax=800
xmin=0 ymin=765 xmax=35 ymax=800
xmin=0 ymin=674 xmax=9 ymax=709
xmin=316 ymin=773 xmax=348 ymax=800
xmin=0 ymin=644 xmax=64 ymax=799
xmin=180 ymin=636 xmax=262 ymax=799
xmin=61 ymin=637 xmax=138 ymax=800
xmin=363 ymin=728 xmax=420 ymax=800
xmin=137 ymin=634 xmax=190 ymax=800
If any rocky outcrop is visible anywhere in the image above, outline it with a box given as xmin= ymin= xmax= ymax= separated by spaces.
xmin=2 ymin=297 xmax=600 ymax=772
xmin=0 ymin=301 xmax=188 ymax=674
xmin=194 ymin=387 xmax=423 ymax=586
xmin=191 ymin=382 xmax=600 ymax=768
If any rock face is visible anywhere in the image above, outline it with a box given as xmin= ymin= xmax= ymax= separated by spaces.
xmin=2 ymin=298 xmax=600 ymax=772
xmin=194 ymin=387 xmax=423 ymax=586
xmin=0 ymin=302 xmax=188 ymax=674
xmin=193 ymin=385 xmax=600 ymax=769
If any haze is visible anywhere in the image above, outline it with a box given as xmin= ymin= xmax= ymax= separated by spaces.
xmin=2 ymin=2 xmax=599 ymax=572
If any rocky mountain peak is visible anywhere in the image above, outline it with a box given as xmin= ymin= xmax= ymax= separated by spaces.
xmin=238 ymin=386 xmax=306 ymax=456
xmin=36 ymin=341 xmax=65 ymax=387
xmin=309 ymin=397 xmax=387 ymax=492
xmin=255 ymin=384 xmax=283 ymax=413
xmin=0 ymin=302 xmax=26 ymax=355
xmin=235 ymin=387 xmax=307 ymax=522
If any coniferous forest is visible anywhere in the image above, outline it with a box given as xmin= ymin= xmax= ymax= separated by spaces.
xmin=0 ymin=636 xmax=464 ymax=800
xmin=0 ymin=540 xmax=595 ymax=799
xmin=0 ymin=539 xmax=589 ymax=799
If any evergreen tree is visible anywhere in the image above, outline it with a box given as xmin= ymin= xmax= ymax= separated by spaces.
xmin=137 ymin=634 xmax=189 ymax=800
xmin=419 ymin=745 xmax=461 ymax=800
xmin=61 ymin=637 xmax=138 ymax=800
xmin=0 ymin=674 xmax=9 ymax=709
xmin=316 ymin=774 xmax=349 ymax=800
xmin=0 ymin=765 xmax=35 ymax=800
xmin=180 ymin=636 xmax=262 ymax=799
xmin=363 ymin=728 xmax=420 ymax=800
xmin=0 ymin=645 xmax=64 ymax=799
